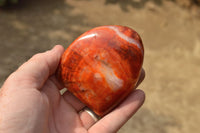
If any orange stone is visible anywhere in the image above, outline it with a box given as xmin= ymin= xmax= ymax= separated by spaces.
xmin=57 ymin=25 xmax=144 ymax=116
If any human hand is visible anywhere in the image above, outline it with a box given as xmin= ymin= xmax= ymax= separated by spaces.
xmin=0 ymin=45 xmax=145 ymax=133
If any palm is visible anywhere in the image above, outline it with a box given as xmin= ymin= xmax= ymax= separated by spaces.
xmin=40 ymin=76 xmax=87 ymax=133
xmin=48 ymin=97 xmax=85 ymax=133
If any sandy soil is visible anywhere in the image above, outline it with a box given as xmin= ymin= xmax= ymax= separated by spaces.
xmin=0 ymin=0 xmax=200 ymax=133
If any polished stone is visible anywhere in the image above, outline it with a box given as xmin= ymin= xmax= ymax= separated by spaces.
xmin=57 ymin=25 xmax=144 ymax=116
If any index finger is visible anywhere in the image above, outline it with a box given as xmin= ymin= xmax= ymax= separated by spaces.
xmin=88 ymin=89 xmax=145 ymax=133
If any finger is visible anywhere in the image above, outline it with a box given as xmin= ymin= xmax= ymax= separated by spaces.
xmin=62 ymin=91 xmax=86 ymax=111
xmin=4 ymin=45 xmax=65 ymax=90
xmin=88 ymin=89 xmax=145 ymax=133
xmin=41 ymin=75 xmax=65 ymax=101
xmin=135 ymin=68 xmax=145 ymax=88
xmin=79 ymin=107 xmax=99 ymax=130
xmin=49 ymin=75 xmax=64 ymax=90
xmin=41 ymin=77 xmax=61 ymax=107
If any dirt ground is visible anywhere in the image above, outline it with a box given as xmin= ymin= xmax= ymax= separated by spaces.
xmin=0 ymin=0 xmax=200 ymax=133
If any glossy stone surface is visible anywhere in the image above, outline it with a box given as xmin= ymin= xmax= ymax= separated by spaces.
xmin=57 ymin=25 xmax=144 ymax=116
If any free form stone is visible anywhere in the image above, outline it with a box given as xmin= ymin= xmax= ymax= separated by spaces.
xmin=57 ymin=25 xmax=144 ymax=116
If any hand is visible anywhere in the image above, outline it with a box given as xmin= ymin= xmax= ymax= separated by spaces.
xmin=0 ymin=45 xmax=145 ymax=133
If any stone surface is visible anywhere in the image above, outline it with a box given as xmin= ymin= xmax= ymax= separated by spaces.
xmin=57 ymin=25 xmax=144 ymax=116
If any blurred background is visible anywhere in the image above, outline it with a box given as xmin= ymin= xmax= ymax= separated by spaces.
xmin=0 ymin=0 xmax=200 ymax=133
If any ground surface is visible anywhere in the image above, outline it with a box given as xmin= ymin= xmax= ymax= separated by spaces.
xmin=0 ymin=0 xmax=200 ymax=133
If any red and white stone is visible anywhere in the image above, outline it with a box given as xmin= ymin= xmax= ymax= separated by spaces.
xmin=57 ymin=25 xmax=144 ymax=116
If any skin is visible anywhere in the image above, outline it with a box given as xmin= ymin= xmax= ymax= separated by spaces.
xmin=0 ymin=45 xmax=145 ymax=133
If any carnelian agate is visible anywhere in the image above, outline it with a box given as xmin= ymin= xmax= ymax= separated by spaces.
xmin=57 ymin=25 xmax=144 ymax=116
